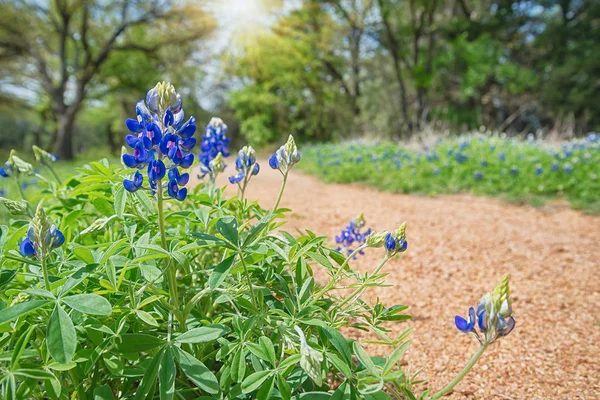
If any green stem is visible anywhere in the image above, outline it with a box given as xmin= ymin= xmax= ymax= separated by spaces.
xmin=47 ymin=165 xmax=61 ymax=184
xmin=40 ymin=256 xmax=51 ymax=291
xmin=272 ymin=172 xmax=288 ymax=213
xmin=157 ymin=183 xmax=183 ymax=331
xmin=15 ymin=177 xmax=27 ymax=202
xmin=238 ymin=252 xmax=258 ymax=308
xmin=430 ymin=343 xmax=488 ymax=400
xmin=333 ymin=255 xmax=390 ymax=312
xmin=310 ymin=244 xmax=367 ymax=305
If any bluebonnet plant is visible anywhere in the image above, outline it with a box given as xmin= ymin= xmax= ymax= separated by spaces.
xmin=335 ymin=213 xmax=372 ymax=257
xmin=122 ymin=82 xmax=196 ymax=201
xmin=473 ymin=170 xmax=483 ymax=180
xmin=535 ymin=164 xmax=543 ymax=175
xmin=198 ymin=117 xmax=230 ymax=168
xmin=229 ymin=146 xmax=260 ymax=200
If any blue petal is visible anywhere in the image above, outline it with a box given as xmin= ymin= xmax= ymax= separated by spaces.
xmin=175 ymin=187 xmax=187 ymax=201
xmin=478 ymin=310 xmax=488 ymax=332
xmin=178 ymin=173 xmax=189 ymax=186
xmin=178 ymin=117 xmax=196 ymax=138
xmin=126 ymin=135 xmax=139 ymax=148
xmin=164 ymin=109 xmax=174 ymax=127
xmin=126 ymin=118 xmax=143 ymax=133
xmin=384 ymin=233 xmax=396 ymax=251
xmin=0 ymin=167 xmax=8 ymax=177
xmin=19 ymin=238 xmax=36 ymax=257
xmin=52 ymin=229 xmax=65 ymax=248
xmin=252 ymin=163 xmax=260 ymax=175
xmin=124 ymin=179 xmax=139 ymax=192
xmin=180 ymin=154 xmax=194 ymax=169
xmin=269 ymin=153 xmax=279 ymax=169
xmin=122 ymin=154 xmax=138 ymax=168
xmin=455 ymin=315 xmax=470 ymax=332
xmin=133 ymin=171 xmax=143 ymax=187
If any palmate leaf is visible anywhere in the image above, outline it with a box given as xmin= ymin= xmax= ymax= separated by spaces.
xmin=241 ymin=370 xmax=272 ymax=394
xmin=174 ymin=324 xmax=230 ymax=343
xmin=216 ymin=216 xmax=239 ymax=245
xmin=47 ymin=305 xmax=77 ymax=364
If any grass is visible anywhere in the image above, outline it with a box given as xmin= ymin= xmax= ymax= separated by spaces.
xmin=299 ymin=133 xmax=600 ymax=214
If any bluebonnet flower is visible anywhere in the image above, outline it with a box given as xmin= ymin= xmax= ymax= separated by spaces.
xmin=535 ymin=164 xmax=543 ymax=175
xmin=498 ymin=152 xmax=506 ymax=161
xmin=269 ymin=135 xmax=300 ymax=175
xmin=0 ymin=151 xmax=33 ymax=179
xmin=384 ymin=223 xmax=407 ymax=256
xmin=122 ymin=82 xmax=196 ymax=201
xmin=198 ymin=152 xmax=225 ymax=183
xmin=510 ymin=166 xmax=519 ymax=176
xmin=551 ymin=161 xmax=559 ymax=172
xmin=335 ymin=213 xmax=372 ymax=257
xmin=32 ymin=145 xmax=58 ymax=166
xmin=563 ymin=163 xmax=573 ymax=173
xmin=198 ymin=117 xmax=230 ymax=170
xmin=480 ymin=160 xmax=488 ymax=167
xmin=19 ymin=204 xmax=65 ymax=259
xmin=473 ymin=170 xmax=483 ymax=180
xmin=455 ymin=274 xmax=515 ymax=344
xmin=433 ymin=167 xmax=440 ymax=175
xmin=229 ymin=146 xmax=260 ymax=188
xmin=455 ymin=153 xmax=468 ymax=163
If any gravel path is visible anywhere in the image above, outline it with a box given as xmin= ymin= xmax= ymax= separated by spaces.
xmin=210 ymin=163 xmax=600 ymax=399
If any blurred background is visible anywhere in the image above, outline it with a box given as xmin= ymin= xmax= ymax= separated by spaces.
xmin=0 ymin=0 xmax=598 ymax=160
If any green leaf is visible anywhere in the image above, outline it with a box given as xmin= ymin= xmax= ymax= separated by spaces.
xmin=73 ymin=247 xmax=95 ymax=264
xmin=327 ymin=353 xmax=353 ymax=379
xmin=134 ymin=348 xmax=165 ymax=400
xmin=321 ymin=327 xmax=352 ymax=364
xmin=216 ymin=216 xmax=239 ymax=245
xmin=241 ymin=370 xmax=272 ymax=394
xmin=174 ymin=347 xmax=219 ymax=394
xmin=353 ymin=342 xmax=379 ymax=377
xmin=113 ymin=185 xmax=126 ymax=219
xmin=10 ymin=325 xmax=35 ymax=369
xmin=277 ymin=374 xmax=292 ymax=400
xmin=0 ymin=300 xmax=48 ymax=325
xmin=93 ymin=385 xmax=115 ymax=400
xmin=208 ymin=255 xmax=236 ymax=289
xmin=60 ymin=263 xmax=98 ymax=295
xmin=61 ymin=294 xmax=111 ymax=316
xmin=135 ymin=310 xmax=159 ymax=327
xmin=260 ymin=336 xmax=276 ymax=366
xmin=175 ymin=324 xmax=230 ymax=343
xmin=92 ymin=198 xmax=115 ymax=217
xmin=243 ymin=214 xmax=272 ymax=246
xmin=255 ymin=374 xmax=275 ymax=400
xmin=383 ymin=341 xmax=410 ymax=376
xmin=47 ymin=305 xmax=77 ymax=364
xmin=190 ymin=232 xmax=233 ymax=249
xmin=159 ymin=347 xmax=176 ymax=400
xmin=114 ymin=334 xmax=165 ymax=353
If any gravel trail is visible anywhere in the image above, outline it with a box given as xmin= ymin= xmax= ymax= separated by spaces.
xmin=209 ymin=163 xmax=600 ymax=399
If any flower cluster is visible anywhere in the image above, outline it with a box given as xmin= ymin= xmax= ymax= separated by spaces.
xmin=198 ymin=117 xmax=230 ymax=168
xmin=335 ymin=213 xmax=372 ymax=256
xmin=269 ymin=135 xmax=301 ymax=175
xmin=32 ymin=145 xmax=58 ymax=166
xmin=19 ymin=203 xmax=65 ymax=259
xmin=0 ymin=151 xmax=33 ymax=178
xmin=122 ymin=82 xmax=196 ymax=201
xmin=198 ymin=152 xmax=225 ymax=183
xmin=455 ymin=274 xmax=515 ymax=344
xmin=229 ymin=146 xmax=260 ymax=185
xmin=384 ymin=222 xmax=408 ymax=256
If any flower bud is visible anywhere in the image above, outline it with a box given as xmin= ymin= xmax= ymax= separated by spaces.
xmin=366 ymin=231 xmax=387 ymax=248
xmin=0 ymin=197 xmax=29 ymax=216
xmin=32 ymin=145 xmax=57 ymax=165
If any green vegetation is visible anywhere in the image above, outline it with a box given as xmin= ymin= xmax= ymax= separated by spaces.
xmin=299 ymin=133 xmax=600 ymax=213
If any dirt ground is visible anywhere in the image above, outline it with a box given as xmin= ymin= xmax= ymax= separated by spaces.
xmin=210 ymin=163 xmax=600 ymax=399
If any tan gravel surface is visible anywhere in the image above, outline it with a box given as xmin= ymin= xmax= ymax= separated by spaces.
xmin=208 ymin=163 xmax=600 ymax=399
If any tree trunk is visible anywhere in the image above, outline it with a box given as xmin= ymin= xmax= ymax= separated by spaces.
xmin=54 ymin=110 xmax=76 ymax=160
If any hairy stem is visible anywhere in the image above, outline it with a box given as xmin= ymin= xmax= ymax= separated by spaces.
xmin=272 ymin=172 xmax=288 ymax=212
xmin=238 ymin=252 xmax=258 ymax=308
xmin=333 ymin=254 xmax=390 ymax=312
xmin=310 ymin=244 xmax=368 ymax=305
xmin=430 ymin=343 xmax=488 ymax=400
xmin=157 ymin=183 xmax=183 ymax=331
xmin=41 ymin=256 xmax=51 ymax=291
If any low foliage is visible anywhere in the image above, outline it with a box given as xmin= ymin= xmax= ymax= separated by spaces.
xmin=0 ymin=84 xmax=514 ymax=399
xmin=300 ymin=133 xmax=600 ymax=213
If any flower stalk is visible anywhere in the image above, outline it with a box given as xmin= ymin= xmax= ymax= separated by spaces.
xmin=430 ymin=343 xmax=488 ymax=400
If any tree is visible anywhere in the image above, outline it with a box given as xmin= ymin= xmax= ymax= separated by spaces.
xmin=0 ymin=0 xmax=214 ymax=159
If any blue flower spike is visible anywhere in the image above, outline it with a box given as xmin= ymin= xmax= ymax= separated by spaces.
xmin=121 ymin=82 xmax=197 ymax=201
xmin=383 ymin=222 xmax=408 ymax=256
xmin=455 ymin=274 xmax=515 ymax=345
xmin=335 ymin=213 xmax=372 ymax=258
xmin=198 ymin=117 xmax=230 ymax=177
xmin=19 ymin=204 xmax=65 ymax=261
xmin=199 ymin=152 xmax=225 ymax=183
xmin=228 ymin=145 xmax=260 ymax=193
xmin=269 ymin=134 xmax=301 ymax=175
